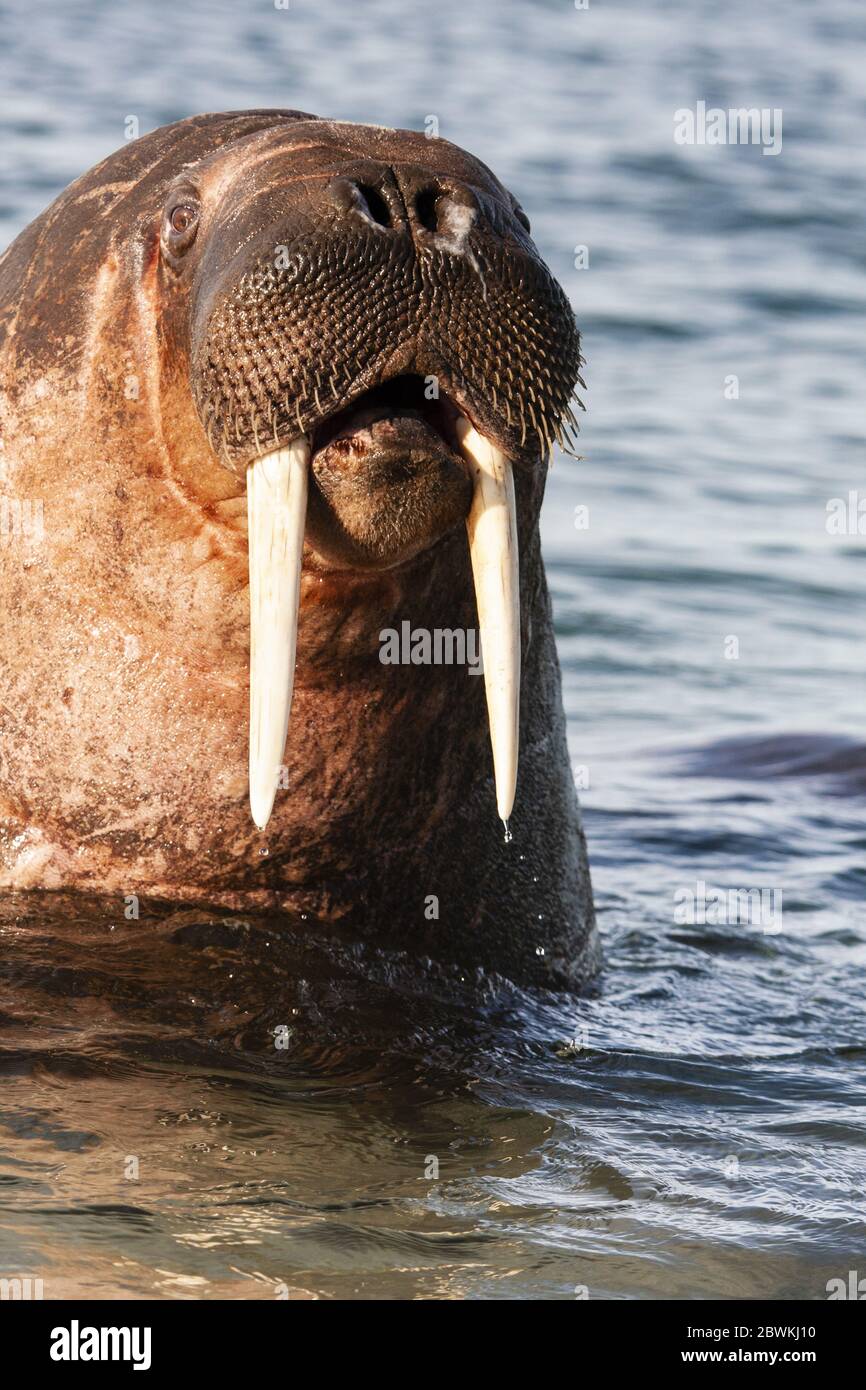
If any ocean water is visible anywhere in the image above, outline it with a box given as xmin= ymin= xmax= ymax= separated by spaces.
xmin=1 ymin=0 xmax=864 ymax=1300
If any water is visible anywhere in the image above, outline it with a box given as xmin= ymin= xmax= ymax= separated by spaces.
xmin=1 ymin=0 xmax=864 ymax=1299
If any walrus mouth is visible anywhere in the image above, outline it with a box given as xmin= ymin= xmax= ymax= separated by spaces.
xmin=303 ymin=374 xmax=471 ymax=562
xmin=307 ymin=373 xmax=463 ymax=462
xmin=246 ymin=401 xmax=519 ymax=838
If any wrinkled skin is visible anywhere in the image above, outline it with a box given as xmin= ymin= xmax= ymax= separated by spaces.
xmin=0 ymin=111 xmax=599 ymax=990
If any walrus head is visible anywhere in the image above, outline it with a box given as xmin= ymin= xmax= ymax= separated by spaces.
xmin=149 ymin=119 xmax=583 ymax=831
xmin=0 ymin=110 xmax=599 ymax=983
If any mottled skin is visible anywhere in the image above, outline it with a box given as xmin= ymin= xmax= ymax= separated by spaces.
xmin=0 ymin=112 xmax=599 ymax=989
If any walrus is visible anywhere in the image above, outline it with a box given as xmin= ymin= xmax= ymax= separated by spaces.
xmin=0 ymin=111 xmax=599 ymax=990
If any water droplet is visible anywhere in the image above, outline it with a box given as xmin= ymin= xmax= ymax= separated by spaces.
xmin=535 ymin=945 xmax=545 ymax=956
xmin=502 ymin=818 xmax=512 ymax=844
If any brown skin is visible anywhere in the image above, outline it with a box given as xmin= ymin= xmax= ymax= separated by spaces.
xmin=0 ymin=112 xmax=599 ymax=990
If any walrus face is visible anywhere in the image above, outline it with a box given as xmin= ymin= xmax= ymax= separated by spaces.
xmin=157 ymin=120 xmax=582 ymax=830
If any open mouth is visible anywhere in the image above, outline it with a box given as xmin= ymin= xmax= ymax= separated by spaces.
xmin=308 ymin=373 xmax=464 ymax=464
xmin=244 ymin=372 xmax=521 ymax=842
xmin=304 ymin=373 xmax=470 ymax=565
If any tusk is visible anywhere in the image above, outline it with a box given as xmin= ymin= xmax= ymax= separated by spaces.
xmin=247 ymin=437 xmax=310 ymax=830
xmin=456 ymin=416 xmax=520 ymax=831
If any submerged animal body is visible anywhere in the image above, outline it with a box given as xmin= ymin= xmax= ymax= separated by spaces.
xmin=0 ymin=111 xmax=598 ymax=989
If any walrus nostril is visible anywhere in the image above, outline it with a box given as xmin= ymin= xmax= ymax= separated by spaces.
xmin=415 ymin=186 xmax=441 ymax=233
xmin=356 ymin=184 xmax=391 ymax=227
xmin=327 ymin=175 xmax=392 ymax=227
xmin=410 ymin=181 xmax=478 ymax=241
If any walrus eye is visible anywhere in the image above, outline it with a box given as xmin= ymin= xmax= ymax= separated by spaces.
xmin=170 ymin=205 xmax=196 ymax=234
xmin=162 ymin=199 xmax=200 ymax=261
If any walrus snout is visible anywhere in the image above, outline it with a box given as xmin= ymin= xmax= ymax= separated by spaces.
xmin=187 ymin=123 xmax=582 ymax=475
